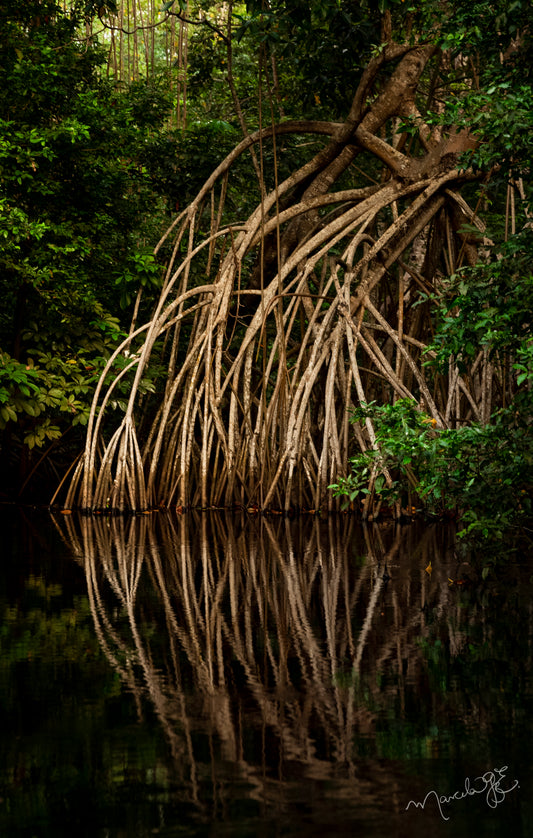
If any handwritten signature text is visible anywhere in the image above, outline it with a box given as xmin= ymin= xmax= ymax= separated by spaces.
xmin=405 ymin=766 xmax=519 ymax=821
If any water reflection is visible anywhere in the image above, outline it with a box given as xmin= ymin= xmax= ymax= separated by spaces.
xmin=48 ymin=512 xmax=532 ymax=836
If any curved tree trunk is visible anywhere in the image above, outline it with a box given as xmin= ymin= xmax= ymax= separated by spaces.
xmin=65 ymin=37 xmax=493 ymax=513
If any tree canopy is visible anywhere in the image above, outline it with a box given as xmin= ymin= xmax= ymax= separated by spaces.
xmin=0 ymin=0 xmax=179 ymax=493
xmin=1 ymin=0 xmax=531 ymax=541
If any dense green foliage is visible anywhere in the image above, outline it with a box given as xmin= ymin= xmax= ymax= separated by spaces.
xmin=236 ymin=0 xmax=381 ymax=114
xmin=331 ymin=230 xmax=533 ymax=544
xmin=318 ymin=0 xmax=533 ymax=542
xmin=0 ymin=0 xmax=180 ymax=495
xmin=331 ymin=398 xmax=532 ymax=542
xmin=1 ymin=0 xmax=532 ymax=522
xmin=430 ymin=232 xmax=533 ymax=386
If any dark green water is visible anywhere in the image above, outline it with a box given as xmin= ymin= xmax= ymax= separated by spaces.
xmin=0 ymin=508 xmax=532 ymax=837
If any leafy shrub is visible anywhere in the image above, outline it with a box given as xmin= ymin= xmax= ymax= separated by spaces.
xmin=330 ymin=398 xmax=532 ymax=543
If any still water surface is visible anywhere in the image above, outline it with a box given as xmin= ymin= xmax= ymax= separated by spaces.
xmin=0 ymin=508 xmax=532 ymax=837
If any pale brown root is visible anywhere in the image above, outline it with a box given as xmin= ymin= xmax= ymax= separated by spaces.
xmin=64 ymin=42 xmax=500 ymax=513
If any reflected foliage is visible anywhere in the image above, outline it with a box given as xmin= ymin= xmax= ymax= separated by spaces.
xmin=58 ymin=516 xmax=533 ymax=826
xmin=1 ymin=511 xmax=532 ymax=835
